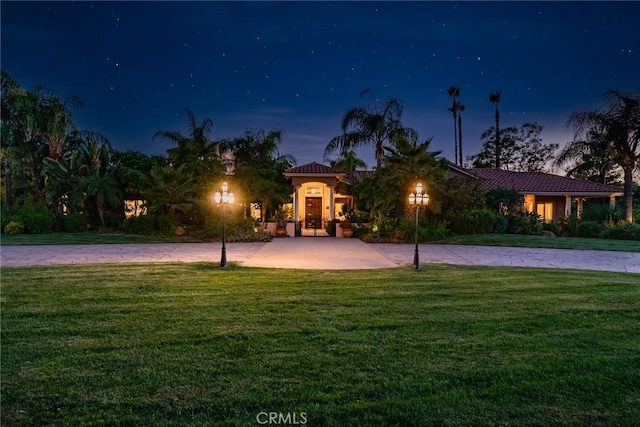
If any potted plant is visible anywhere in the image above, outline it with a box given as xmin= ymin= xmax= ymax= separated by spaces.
xmin=339 ymin=219 xmax=353 ymax=238
xmin=274 ymin=210 xmax=288 ymax=237
xmin=339 ymin=204 xmax=356 ymax=238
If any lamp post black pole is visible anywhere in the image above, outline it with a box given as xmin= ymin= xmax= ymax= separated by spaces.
xmin=214 ymin=182 xmax=233 ymax=268
xmin=409 ymin=182 xmax=428 ymax=271
xmin=220 ymin=204 xmax=227 ymax=267
xmin=413 ymin=204 xmax=419 ymax=270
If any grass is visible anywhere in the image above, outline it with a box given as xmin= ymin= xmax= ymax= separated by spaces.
xmin=436 ymin=233 xmax=640 ymax=252
xmin=0 ymin=232 xmax=203 ymax=246
xmin=2 ymin=264 xmax=639 ymax=426
xmin=2 ymin=232 xmax=639 ymax=253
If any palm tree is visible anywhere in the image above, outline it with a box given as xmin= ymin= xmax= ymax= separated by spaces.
xmin=1 ymin=70 xmax=21 ymax=209
xmin=554 ymin=124 xmax=618 ymax=184
xmin=489 ymin=91 xmax=502 ymax=168
xmin=376 ymin=133 xmax=445 ymax=216
xmin=144 ymin=164 xmax=199 ymax=221
xmin=223 ymin=129 xmax=296 ymax=221
xmin=38 ymin=87 xmax=82 ymax=159
xmin=79 ymin=170 xmax=119 ymax=228
xmin=329 ymin=150 xmax=367 ymax=175
xmin=153 ymin=108 xmax=219 ymax=166
xmin=45 ymin=138 xmax=121 ymax=227
xmin=568 ymin=90 xmax=640 ymax=222
xmin=457 ymin=101 xmax=466 ymax=165
xmin=324 ymin=97 xmax=416 ymax=169
xmin=447 ymin=86 xmax=461 ymax=165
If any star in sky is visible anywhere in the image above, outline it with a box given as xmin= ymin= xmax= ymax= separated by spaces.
xmin=1 ymin=1 xmax=638 ymax=167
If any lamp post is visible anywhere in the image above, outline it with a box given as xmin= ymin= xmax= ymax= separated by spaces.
xmin=408 ymin=182 xmax=429 ymax=270
xmin=214 ymin=181 xmax=234 ymax=267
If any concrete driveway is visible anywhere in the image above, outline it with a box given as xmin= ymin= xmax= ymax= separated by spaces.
xmin=1 ymin=238 xmax=639 ymax=273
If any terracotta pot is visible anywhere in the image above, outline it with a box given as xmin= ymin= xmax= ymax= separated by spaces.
xmin=275 ymin=227 xmax=288 ymax=237
xmin=342 ymin=228 xmax=353 ymax=238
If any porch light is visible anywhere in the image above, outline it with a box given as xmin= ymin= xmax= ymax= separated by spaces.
xmin=213 ymin=181 xmax=234 ymax=267
xmin=408 ymin=182 xmax=429 ymax=270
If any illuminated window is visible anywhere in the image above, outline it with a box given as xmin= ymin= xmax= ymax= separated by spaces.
xmin=250 ymin=203 xmax=262 ymax=221
xmin=523 ymin=194 xmax=535 ymax=213
xmin=124 ymin=200 xmax=147 ymax=219
xmin=536 ymin=202 xmax=553 ymax=223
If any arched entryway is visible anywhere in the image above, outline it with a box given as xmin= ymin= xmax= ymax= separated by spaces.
xmin=283 ymin=162 xmax=352 ymax=236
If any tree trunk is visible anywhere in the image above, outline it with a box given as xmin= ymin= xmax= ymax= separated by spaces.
xmin=495 ymin=108 xmax=501 ymax=169
xmin=458 ymin=114 xmax=463 ymax=166
xmin=96 ymin=193 xmax=106 ymax=228
xmin=3 ymin=156 xmax=13 ymax=210
xmin=375 ymin=138 xmax=384 ymax=170
xmin=623 ymin=166 xmax=634 ymax=223
xmin=452 ymin=107 xmax=458 ymax=166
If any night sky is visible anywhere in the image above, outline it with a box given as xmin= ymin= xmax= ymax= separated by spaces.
xmin=2 ymin=1 xmax=638 ymax=168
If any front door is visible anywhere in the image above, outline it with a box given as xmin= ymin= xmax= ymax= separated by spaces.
xmin=305 ymin=197 xmax=322 ymax=229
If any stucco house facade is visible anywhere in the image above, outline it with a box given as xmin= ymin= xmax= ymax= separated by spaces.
xmin=448 ymin=164 xmax=623 ymax=223
xmin=282 ymin=162 xmax=350 ymax=234
xmin=283 ymin=162 xmax=623 ymax=232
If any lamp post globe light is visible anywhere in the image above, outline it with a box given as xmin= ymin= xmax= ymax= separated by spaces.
xmin=214 ymin=181 xmax=234 ymax=267
xmin=408 ymin=182 xmax=429 ymax=270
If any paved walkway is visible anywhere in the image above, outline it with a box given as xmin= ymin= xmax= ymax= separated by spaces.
xmin=1 ymin=238 xmax=639 ymax=273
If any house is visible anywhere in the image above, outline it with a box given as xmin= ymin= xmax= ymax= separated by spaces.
xmin=462 ymin=168 xmax=622 ymax=223
xmin=282 ymin=162 xmax=351 ymax=235
xmin=283 ymin=162 xmax=623 ymax=231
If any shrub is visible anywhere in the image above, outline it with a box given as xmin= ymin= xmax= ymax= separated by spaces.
xmin=494 ymin=214 xmax=509 ymax=234
xmin=64 ymin=213 xmax=89 ymax=233
xmin=123 ymin=215 xmax=158 ymax=234
xmin=371 ymin=215 xmax=398 ymax=239
xmin=21 ymin=209 xmax=53 ymax=234
xmin=359 ymin=232 xmax=396 ymax=243
xmin=204 ymin=214 xmax=260 ymax=240
xmin=1 ymin=208 xmax=18 ymax=233
xmin=601 ymin=223 xmax=640 ymax=240
xmin=227 ymin=230 xmax=272 ymax=243
xmin=325 ymin=219 xmax=339 ymax=237
xmin=420 ymin=219 xmax=452 ymax=241
xmin=103 ymin=212 xmax=124 ymax=229
xmin=582 ymin=203 xmax=622 ymax=223
xmin=542 ymin=222 xmax=561 ymax=236
xmin=576 ymin=221 xmax=604 ymax=238
xmin=157 ymin=214 xmax=176 ymax=235
xmin=352 ymin=225 xmax=370 ymax=239
xmin=558 ymin=214 xmax=580 ymax=237
xmin=449 ymin=208 xmax=502 ymax=235
xmin=507 ymin=211 xmax=543 ymax=235
xmin=4 ymin=221 xmax=24 ymax=235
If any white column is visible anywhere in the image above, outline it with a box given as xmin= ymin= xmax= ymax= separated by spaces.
xmin=610 ymin=195 xmax=616 ymax=209
xmin=294 ymin=185 xmax=301 ymax=223
xmin=565 ymin=195 xmax=572 ymax=216
xmin=329 ymin=185 xmax=335 ymax=220
xmin=577 ymin=198 xmax=584 ymax=218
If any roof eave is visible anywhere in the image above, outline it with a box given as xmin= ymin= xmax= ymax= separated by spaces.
xmin=283 ymin=173 xmax=346 ymax=178
xmin=517 ymin=191 xmax=623 ymax=197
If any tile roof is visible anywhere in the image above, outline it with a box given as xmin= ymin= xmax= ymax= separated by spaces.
xmin=284 ymin=162 xmax=346 ymax=175
xmin=471 ymin=168 xmax=623 ymax=194
xmin=349 ymin=170 xmax=375 ymax=183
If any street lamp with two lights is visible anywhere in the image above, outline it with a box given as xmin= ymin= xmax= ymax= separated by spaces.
xmin=214 ymin=181 xmax=234 ymax=267
xmin=408 ymin=182 xmax=429 ymax=270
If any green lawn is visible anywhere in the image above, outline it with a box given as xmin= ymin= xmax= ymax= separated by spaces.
xmin=0 ymin=232 xmax=203 ymax=246
xmin=2 ymin=264 xmax=639 ymax=426
xmin=437 ymin=233 xmax=640 ymax=252
xmin=2 ymin=231 xmax=640 ymax=253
